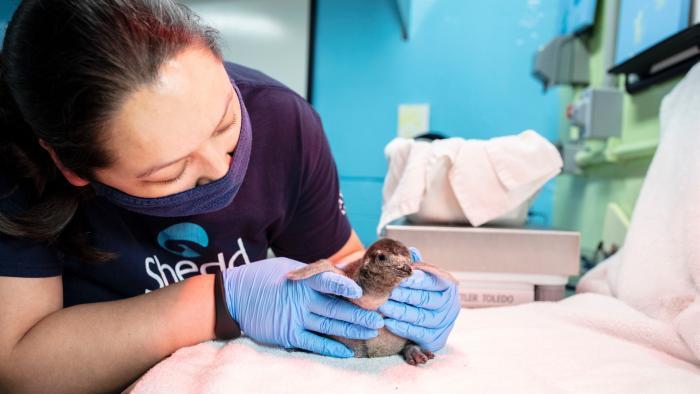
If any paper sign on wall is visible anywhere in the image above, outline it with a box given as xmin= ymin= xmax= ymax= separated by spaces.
xmin=397 ymin=103 xmax=430 ymax=138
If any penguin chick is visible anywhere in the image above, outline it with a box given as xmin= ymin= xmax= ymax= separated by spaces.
xmin=287 ymin=238 xmax=458 ymax=365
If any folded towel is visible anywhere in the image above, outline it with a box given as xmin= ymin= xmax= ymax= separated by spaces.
xmin=578 ymin=62 xmax=700 ymax=361
xmin=377 ymin=130 xmax=562 ymax=235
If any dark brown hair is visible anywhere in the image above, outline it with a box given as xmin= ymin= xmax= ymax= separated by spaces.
xmin=0 ymin=0 xmax=221 ymax=262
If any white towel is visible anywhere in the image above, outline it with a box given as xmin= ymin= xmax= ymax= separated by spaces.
xmin=578 ymin=62 xmax=700 ymax=361
xmin=377 ymin=130 xmax=562 ymax=235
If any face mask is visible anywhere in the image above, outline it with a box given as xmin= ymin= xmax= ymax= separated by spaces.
xmin=91 ymin=78 xmax=252 ymax=218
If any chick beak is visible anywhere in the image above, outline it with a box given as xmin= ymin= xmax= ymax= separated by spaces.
xmin=397 ymin=264 xmax=412 ymax=276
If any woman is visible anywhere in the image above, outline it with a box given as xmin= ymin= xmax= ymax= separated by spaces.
xmin=0 ymin=1 xmax=460 ymax=392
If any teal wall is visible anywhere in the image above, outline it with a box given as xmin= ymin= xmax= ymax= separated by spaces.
xmin=0 ymin=0 xmax=19 ymax=44
xmin=312 ymin=0 xmax=563 ymax=244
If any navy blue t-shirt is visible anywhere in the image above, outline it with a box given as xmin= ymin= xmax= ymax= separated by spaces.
xmin=0 ymin=62 xmax=352 ymax=307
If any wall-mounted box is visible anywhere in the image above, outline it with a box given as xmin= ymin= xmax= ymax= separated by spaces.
xmin=533 ymin=35 xmax=590 ymax=90
xmin=569 ymin=87 xmax=623 ymax=139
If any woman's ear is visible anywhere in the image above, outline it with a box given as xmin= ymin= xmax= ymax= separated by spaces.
xmin=38 ymin=139 xmax=90 ymax=187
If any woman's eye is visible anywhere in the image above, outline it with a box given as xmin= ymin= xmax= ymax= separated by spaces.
xmin=152 ymin=160 xmax=189 ymax=185
xmin=146 ymin=118 xmax=236 ymax=186
xmin=216 ymin=121 xmax=236 ymax=136
xmin=157 ymin=173 xmax=185 ymax=185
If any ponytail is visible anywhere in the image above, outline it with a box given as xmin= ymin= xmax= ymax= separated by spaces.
xmin=0 ymin=55 xmax=114 ymax=263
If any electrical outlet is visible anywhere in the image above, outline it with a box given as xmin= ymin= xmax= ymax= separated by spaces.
xmin=397 ymin=103 xmax=430 ymax=138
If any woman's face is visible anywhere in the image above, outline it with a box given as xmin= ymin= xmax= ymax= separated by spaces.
xmin=94 ymin=46 xmax=241 ymax=198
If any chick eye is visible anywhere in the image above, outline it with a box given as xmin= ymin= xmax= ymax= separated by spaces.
xmin=377 ymin=253 xmax=386 ymax=261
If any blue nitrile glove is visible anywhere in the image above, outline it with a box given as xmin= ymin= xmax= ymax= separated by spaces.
xmin=408 ymin=247 xmax=422 ymax=264
xmin=378 ymin=247 xmax=460 ymax=352
xmin=222 ymin=257 xmax=384 ymax=358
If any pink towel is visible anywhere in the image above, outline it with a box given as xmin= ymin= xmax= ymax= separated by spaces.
xmin=129 ymin=295 xmax=700 ymax=393
xmin=578 ymin=62 xmax=700 ymax=361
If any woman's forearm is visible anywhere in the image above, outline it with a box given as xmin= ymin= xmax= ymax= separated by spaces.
xmin=3 ymin=274 xmax=215 ymax=393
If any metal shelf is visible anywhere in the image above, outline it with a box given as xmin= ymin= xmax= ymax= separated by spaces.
xmin=609 ymin=23 xmax=700 ymax=94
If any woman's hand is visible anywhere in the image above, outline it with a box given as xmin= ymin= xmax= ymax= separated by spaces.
xmin=378 ymin=252 xmax=461 ymax=352
xmin=222 ymin=257 xmax=384 ymax=358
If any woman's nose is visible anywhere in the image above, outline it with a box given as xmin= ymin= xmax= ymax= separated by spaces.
xmin=195 ymin=144 xmax=232 ymax=186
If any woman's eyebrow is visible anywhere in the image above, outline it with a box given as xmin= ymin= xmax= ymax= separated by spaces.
xmin=137 ymin=90 xmax=235 ymax=179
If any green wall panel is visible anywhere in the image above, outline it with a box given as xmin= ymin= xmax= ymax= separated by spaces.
xmin=553 ymin=0 xmax=682 ymax=254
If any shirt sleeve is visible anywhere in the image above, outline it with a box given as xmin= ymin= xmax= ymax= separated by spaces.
xmin=0 ymin=234 xmax=63 ymax=277
xmin=270 ymin=99 xmax=352 ymax=263
xmin=0 ymin=180 xmax=63 ymax=277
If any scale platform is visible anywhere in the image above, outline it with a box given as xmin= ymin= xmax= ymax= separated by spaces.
xmin=385 ymin=224 xmax=581 ymax=303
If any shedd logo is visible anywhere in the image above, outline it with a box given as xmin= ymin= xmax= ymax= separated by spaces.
xmin=144 ymin=222 xmax=250 ymax=292
xmin=157 ymin=222 xmax=209 ymax=258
